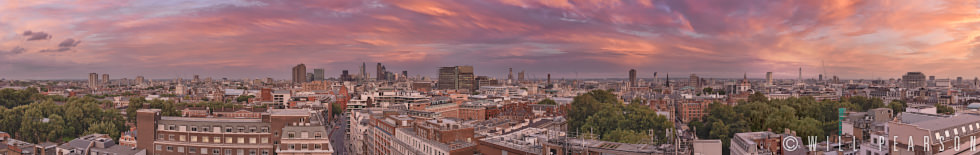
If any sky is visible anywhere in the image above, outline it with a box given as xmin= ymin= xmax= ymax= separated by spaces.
xmin=2 ymin=0 xmax=980 ymax=80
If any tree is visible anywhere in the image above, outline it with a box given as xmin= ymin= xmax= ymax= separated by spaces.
xmin=702 ymin=88 xmax=714 ymax=94
xmin=569 ymin=90 xmax=673 ymax=144
xmin=630 ymin=97 xmax=645 ymax=105
xmin=330 ymin=103 xmax=344 ymax=117
xmin=537 ymin=98 xmax=557 ymax=105
xmin=889 ymin=100 xmax=907 ymax=115
xmin=85 ymin=121 xmax=121 ymax=141
xmin=937 ymin=104 xmax=955 ymax=115
xmin=748 ymin=92 xmax=768 ymax=103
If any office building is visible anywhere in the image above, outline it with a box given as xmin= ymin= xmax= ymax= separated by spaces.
xmin=102 ymin=74 xmax=109 ymax=85
xmin=437 ymin=66 xmax=475 ymax=91
xmin=313 ymin=68 xmax=324 ymax=81
xmin=376 ymin=63 xmax=384 ymax=81
xmin=193 ymin=75 xmax=200 ymax=83
xmin=629 ymin=69 xmax=637 ymax=87
xmin=292 ymin=64 xmax=307 ymax=84
xmin=730 ymin=131 xmax=804 ymax=155
xmin=135 ymin=109 xmax=333 ymax=155
xmin=903 ymin=72 xmax=926 ymax=88
xmin=340 ymin=70 xmax=351 ymax=81
xmin=517 ymin=71 xmax=525 ymax=83
xmin=890 ymin=113 xmax=980 ymax=154
xmin=89 ymin=73 xmax=99 ymax=89
xmin=136 ymin=76 xmax=145 ymax=85
xmin=765 ymin=72 xmax=773 ymax=86
xmin=508 ymin=68 xmax=513 ymax=84
xmin=689 ymin=74 xmax=700 ymax=88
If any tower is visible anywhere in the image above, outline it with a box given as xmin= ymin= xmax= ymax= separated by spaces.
xmin=376 ymin=63 xmax=383 ymax=81
xmin=765 ymin=72 xmax=773 ymax=86
xmin=629 ymin=69 xmax=637 ymax=87
xmin=291 ymin=63 xmax=307 ymax=84
xmin=508 ymin=68 xmax=514 ymax=84
xmin=88 ymin=73 xmax=99 ymax=89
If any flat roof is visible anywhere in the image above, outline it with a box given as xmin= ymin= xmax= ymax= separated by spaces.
xmin=161 ymin=117 xmax=264 ymax=123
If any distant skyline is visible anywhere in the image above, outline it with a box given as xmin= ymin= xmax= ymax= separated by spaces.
xmin=2 ymin=0 xmax=980 ymax=80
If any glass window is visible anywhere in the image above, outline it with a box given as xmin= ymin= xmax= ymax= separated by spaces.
xmin=191 ymin=136 xmax=197 ymax=142
xmin=155 ymin=145 xmax=161 ymax=151
xmin=203 ymin=136 xmax=210 ymax=143
xmin=226 ymin=137 xmax=233 ymax=144
xmin=224 ymin=149 xmax=232 ymax=155
xmin=191 ymin=126 xmax=198 ymax=132
xmin=201 ymin=148 xmax=208 ymax=154
xmin=315 ymin=132 xmax=322 ymax=138
xmin=178 ymin=147 xmax=184 ymax=153
xmin=238 ymin=137 xmax=244 ymax=143
xmin=288 ymin=132 xmax=295 ymax=138
xmin=301 ymin=144 xmax=307 ymax=149
xmin=249 ymin=150 xmax=256 ymax=155
xmin=226 ymin=127 xmax=233 ymax=133
xmin=213 ymin=149 xmax=220 ymax=155
xmin=214 ymin=137 xmax=222 ymax=143
xmin=167 ymin=146 xmax=173 ymax=152
xmin=250 ymin=138 xmax=256 ymax=144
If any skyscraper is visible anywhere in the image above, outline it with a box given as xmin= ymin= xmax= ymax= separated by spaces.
xmin=341 ymin=70 xmax=351 ymax=81
xmin=314 ymin=68 xmax=325 ymax=81
xmin=376 ymin=63 xmax=384 ymax=81
xmin=547 ymin=73 xmax=551 ymax=85
xmin=437 ymin=66 xmax=475 ymax=91
xmin=628 ymin=69 xmax=637 ymax=87
xmin=689 ymin=74 xmax=699 ymax=88
xmin=766 ymin=72 xmax=773 ymax=86
xmin=518 ymin=70 xmax=525 ymax=83
xmin=292 ymin=63 xmax=307 ymax=84
xmin=508 ymin=68 xmax=514 ymax=84
xmin=360 ymin=62 xmax=368 ymax=80
xmin=88 ymin=73 xmax=99 ymax=89
xmin=193 ymin=75 xmax=200 ymax=83
xmin=101 ymin=74 xmax=109 ymax=86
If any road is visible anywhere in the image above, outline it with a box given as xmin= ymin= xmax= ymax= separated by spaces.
xmin=329 ymin=114 xmax=348 ymax=155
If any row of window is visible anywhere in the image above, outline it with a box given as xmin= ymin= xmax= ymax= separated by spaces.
xmin=162 ymin=125 xmax=270 ymax=133
xmin=284 ymin=131 xmax=324 ymax=139
xmin=281 ymin=143 xmax=325 ymax=150
xmin=155 ymin=145 xmax=270 ymax=155
xmin=159 ymin=134 xmax=271 ymax=144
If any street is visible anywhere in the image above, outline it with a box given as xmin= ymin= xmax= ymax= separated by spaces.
xmin=329 ymin=114 xmax=348 ymax=155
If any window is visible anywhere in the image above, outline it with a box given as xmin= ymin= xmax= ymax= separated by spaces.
xmin=250 ymin=138 xmax=256 ymax=144
xmin=261 ymin=138 xmax=268 ymax=144
xmin=262 ymin=127 xmax=269 ymax=133
xmin=203 ymin=127 xmax=210 ymax=132
xmin=314 ymin=132 xmax=322 ymax=138
xmin=288 ymin=132 xmax=295 ymax=138
xmin=301 ymin=144 xmax=308 ymax=150
xmin=178 ymin=147 xmax=184 ymax=153
xmin=213 ymin=149 xmax=220 ymax=155
xmin=166 ymin=146 xmax=173 ymax=152
xmin=201 ymin=148 xmax=208 ymax=154
xmin=180 ymin=135 xmax=186 ymax=141
xmin=226 ymin=127 xmax=233 ymax=133
xmin=238 ymin=137 xmax=245 ymax=143
xmin=191 ymin=136 xmax=197 ymax=142
xmin=155 ymin=145 xmax=161 ymax=151
xmin=169 ymin=134 xmax=175 ymax=141
xmin=238 ymin=127 xmax=245 ymax=133
xmin=237 ymin=149 xmax=244 ymax=155
xmin=214 ymin=137 xmax=222 ymax=143
xmin=226 ymin=137 xmax=233 ymax=144
xmin=225 ymin=149 xmax=232 ymax=155
xmin=249 ymin=150 xmax=256 ymax=155
xmin=191 ymin=126 xmax=198 ymax=132
xmin=314 ymin=144 xmax=321 ymax=149
xmin=203 ymin=136 xmax=210 ymax=143
xmin=261 ymin=150 xmax=269 ymax=155
xmin=168 ymin=125 xmax=176 ymax=130
xmin=189 ymin=147 xmax=197 ymax=153
xmin=250 ymin=127 xmax=256 ymax=133
xmin=289 ymin=144 xmax=295 ymax=150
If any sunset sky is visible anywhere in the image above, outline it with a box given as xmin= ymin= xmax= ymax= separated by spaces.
xmin=2 ymin=0 xmax=980 ymax=80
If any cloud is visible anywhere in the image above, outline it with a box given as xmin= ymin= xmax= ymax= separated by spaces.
xmin=22 ymin=30 xmax=53 ymax=41
xmin=39 ymin=38 xmax=82 ymax=53
xmin=0 ymin=47 xmax=26 ymax=54
xmin=57 ymin=38 xmax=82 ymax=48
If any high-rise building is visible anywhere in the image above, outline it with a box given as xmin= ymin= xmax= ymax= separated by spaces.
xmin=629 ymin=69 xmax=637 ymax=87
xmin=902 ymin=72 xmax=926 ymax=88
xmin=341 ymin=70 xmax=351 ymax=81
xmin=307 ymin=73 xmax=314 ymax=82
xmin=292 ymin=64 xmax=307 ymax=84
xmin=193 ymin=75 xmax=200 ymax=83
xmin=437 ymin=66 xmax=475 ymax=91
xmin=547 ymin=73 xmax=551 ymax=85
xmin=89 ymin=73 xmax=99 ymax=89
xmin=765 ymin=72 xmax=773 ymax=86
xmin=360 ymin=62 xmax=368 ymax=80
xmin=313 ymin=68 xmax=325 ymax=81
xmin=376 ymin=63 xmax=384 ymax=81
xmin=402 ymin=71 xmax=408 ymax=79
xmin=798 ymin=68 xmax=802 ymax=83
xmin=689 ymin=74 xmax=700 ymax=88
xmin=518 ymin=70 xmax=525 ymax=83
xmin=818 ymin=74 xmax=823 ymax=81
xmin=508 ymin=68 xmax=514 ymax=84
xmin=929 ymin=76 xmax=936 ymax=81
xmin=957 ymin=77 xmax=963 ymax=85
xmin=102 ymin=74 xmax=109 ymax=86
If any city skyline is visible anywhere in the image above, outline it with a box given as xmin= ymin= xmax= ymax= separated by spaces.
xmin=3 ymin=0 xmax=980 ymax=79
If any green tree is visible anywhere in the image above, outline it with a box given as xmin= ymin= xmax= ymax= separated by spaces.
xmin=937 ymin=104 xmax=955 ymax=115
xmin=537 ymin=98 xmax=557 ymax=105
xmin=84 ymin=121 xmax=121 ymax=140
xmin=748 ymin=92 xmax=768 ymax=103
xmin=889 ymin=100 xmax=907 ymax=115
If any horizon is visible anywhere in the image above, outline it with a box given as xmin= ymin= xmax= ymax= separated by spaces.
xmin=3 ymin=0 xmax=980 ymax=80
